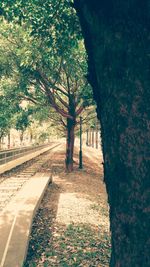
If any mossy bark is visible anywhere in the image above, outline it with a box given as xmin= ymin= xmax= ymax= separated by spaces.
xmin=75 ymin=1 xmax=150 ymax=266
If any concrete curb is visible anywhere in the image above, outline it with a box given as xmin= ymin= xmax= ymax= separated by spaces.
xmin=0 ymin=172 xmax=52 ymax=267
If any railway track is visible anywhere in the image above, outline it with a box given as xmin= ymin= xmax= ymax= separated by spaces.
xmin=0 ymin=143 xmax=60 ymax=213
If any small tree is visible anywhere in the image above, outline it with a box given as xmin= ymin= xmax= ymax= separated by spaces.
xmin=14 ymin=109 xmax=31 ymax=145
xmin=0 ymin=82 xmax=20 ymax=148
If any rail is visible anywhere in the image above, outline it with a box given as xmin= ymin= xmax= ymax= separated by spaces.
xmin=0 ymin=144 xmax=50 ymax=165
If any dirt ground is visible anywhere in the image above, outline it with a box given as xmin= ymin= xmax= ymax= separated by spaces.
xmin=24 ymin=143 xmax=111 ymax=267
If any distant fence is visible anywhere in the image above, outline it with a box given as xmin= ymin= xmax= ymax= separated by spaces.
xmin=86 ymin=128 xmax=101 ymax=149
xmin=0 ymin=144 xmax=50 ymax=165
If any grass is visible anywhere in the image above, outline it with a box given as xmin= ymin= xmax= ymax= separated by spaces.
xmin=41 ymin=223 xmax=111 ymax=267
xmin=24 ymin=223 xmax=111 ymax=267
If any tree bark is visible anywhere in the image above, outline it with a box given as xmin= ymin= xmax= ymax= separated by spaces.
xmin=0 ymin=137 xmax=2 ymax=150
xmin=7 ymin=132 xmax=10 ymax=149
xmin=20 ymin=130 xmax=24 ymax=146
xmin=96 ymin=128 xmax=98 ymax=149
xmin=65 ymin=91 xmax=77 ymax=172
xmin=74 ymin=1 xmax=150 ymax=266
xmin=89 ymin=128 xmax=91 ymax=146
xmin=92 ymin=128 xmax=94 ymax=147
xmin=30 ymin=130 xmax=33 ymax=144
xmin=65 ymin=118 xmax=75 ymax=172
xmin=86 ymin=129 xmax=89 ymax=146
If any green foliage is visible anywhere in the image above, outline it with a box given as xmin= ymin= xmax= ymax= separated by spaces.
xmin=0 ymin=88 xmax=20 ymax=138
xmin=0 ymin=0 xmax=81 ymax=54
xmin=0 ymin=18 xmax=92 ymax=116
xmin=38 ymin=132 xmax=49 ymax=142
xmin=15 ymin=109 xmax=31 ymax=132
xmin=0 ymin=0 xmax=94 ymax=146
xmin=0 ymin=96 xmax=12 ymax=137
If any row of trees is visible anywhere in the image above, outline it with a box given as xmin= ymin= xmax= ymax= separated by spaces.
xmin=0 ymin=95 xmax=31 ymax=149
xmin=0 ymin=0 xmax=94 ymax=171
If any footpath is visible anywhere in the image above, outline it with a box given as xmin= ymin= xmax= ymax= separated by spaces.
xmin=0 ymin=142 xmax=111 ymax=267
xmin=0 ymin=144 xmax=60 ymax=267
xmin=24 ymin=143 xmax=111 ymax=267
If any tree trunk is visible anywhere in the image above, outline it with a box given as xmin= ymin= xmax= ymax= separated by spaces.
xmin=30 ymin=130 xmax=33 ymax=144
xmin=86 ymin=129 xmax=89 ymax=146
xmin=0 ymin=137 xmax=2 ymax=150
xmin=89 ymin=128 xmax=91 ymax=146
xmin=92 ymin=128 xmax=94 ymax=148
xmin=65 ymin=118 xmax=75 ymax=172
xmin=96 ymin=128 xmax=98 ymax=149
xmin=20 ymin=130 xmax=24 ymax=146
xmin=75 ymin=1 xmax=150 ymax=266
xmin=7 ymin=132 xmax=10 ymax=149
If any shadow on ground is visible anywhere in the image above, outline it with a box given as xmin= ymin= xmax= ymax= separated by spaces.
xmin=24 ymin=147 xmax=111 ymax=267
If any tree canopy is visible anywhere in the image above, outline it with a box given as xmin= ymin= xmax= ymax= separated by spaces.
xmin=0 ymin=0 xmax=95 ymax=170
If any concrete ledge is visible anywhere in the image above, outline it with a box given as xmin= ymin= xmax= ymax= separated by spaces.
xmin=0 ymin=143 xmax=58 ymax=175
xmin=0 ymin=172 xmax=52 ymax=267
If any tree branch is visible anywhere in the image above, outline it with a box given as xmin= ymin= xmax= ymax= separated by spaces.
xmin=19 ymin=95 xmax=39 ymax=105
xmin=54 ymin=84 xmax=69 ymax=97
xmin=48 ymin=114 xmax=67 ymax=129
xmin=59 ymin=117 xmax=67 ymax=128
xmin=36 ymin=68 xmax=69 ymax=97
xmin=52 ymin=101 xmax=73 ymax=119
xmin=76 ymin=105 xmax=84 ymax=116
xmin=35 ymin=68 xmax=73 ymax=119
xmin=55 ymin=91 xmax=69 ymax=109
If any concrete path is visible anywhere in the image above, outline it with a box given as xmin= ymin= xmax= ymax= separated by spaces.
xmin=0 ymin=172 xmax=52 ymax=267
xmin=0 ymin=143 xmax=61 ymax=267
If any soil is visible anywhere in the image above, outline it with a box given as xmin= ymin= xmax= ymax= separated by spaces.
xmin=24 ymin=143 xmax=111 ymax=267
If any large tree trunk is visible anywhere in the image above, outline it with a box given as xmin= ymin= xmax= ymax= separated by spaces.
xmin=74 ymin=1 xmax=150 ymax=266
xmin=0 ymin=137 xmax=2 ymax=150
xmin=65 ymin=118 xmax=75 ymax=172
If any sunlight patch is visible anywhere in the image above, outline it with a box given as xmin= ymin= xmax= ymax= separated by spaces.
xmin=56 ymin=193 xmax=109 ymax=230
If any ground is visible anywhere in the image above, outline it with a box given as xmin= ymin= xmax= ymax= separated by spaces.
xmin=24 ymin=143 xmax=111 ymax=267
